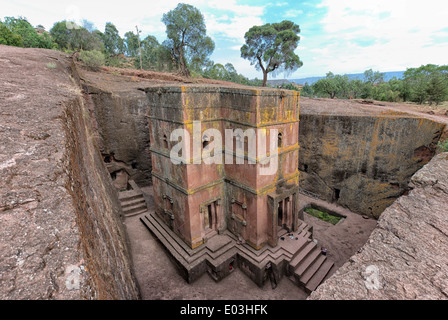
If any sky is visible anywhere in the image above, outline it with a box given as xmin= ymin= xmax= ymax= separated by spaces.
xmin=2 ymin=0 xmax=448 ymax=79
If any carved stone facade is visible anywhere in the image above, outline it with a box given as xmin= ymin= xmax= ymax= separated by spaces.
xmin=145 ymin=86 xmax=301 ymax=250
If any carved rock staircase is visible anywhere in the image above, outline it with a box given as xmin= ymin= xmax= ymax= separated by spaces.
xmin=283 ymin=222 xmax=335 ymax=293
xmin=118 ymin=181 xmax=148 ymax=217
xmin=141 ymin=208 xmax=334 ymax=293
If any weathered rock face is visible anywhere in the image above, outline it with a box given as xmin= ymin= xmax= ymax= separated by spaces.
xmin=63 ymin=96 xmax=140 ymax=299
xmin=0 ymin=45 xmax=139 ymax=299
xmin=81 ymin=81 xmax=152 ymax=186
xmin=308 ymin=152 xmax=448 ymax=300
xmin=299 ymin=107 xmax=445 ymax=217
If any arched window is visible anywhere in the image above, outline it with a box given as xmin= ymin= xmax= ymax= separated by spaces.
xmin=278 ymin=132 xmax=283 ymax=148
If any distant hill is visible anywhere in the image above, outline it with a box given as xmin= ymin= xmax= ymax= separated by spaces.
xmin=268 ymin=71 xmax=405 ymax=86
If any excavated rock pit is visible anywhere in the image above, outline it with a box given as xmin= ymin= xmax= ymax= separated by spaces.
xmin=1 ymin=45 xmax=447 ymax=300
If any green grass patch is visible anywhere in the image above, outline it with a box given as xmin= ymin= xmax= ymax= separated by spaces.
xmin=438 ymin=139 xmax=448 ymax=152
xmin=304 ymin=207 xmax=342 ymax=225
xmin=46 ymin=62 xmax=57 ymax=69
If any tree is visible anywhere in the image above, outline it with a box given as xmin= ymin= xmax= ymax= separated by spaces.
xmin=403 ymin=64 xmax=448 ymax=105
xmin=139 ymin=35 xmax=160 ymax=70
xmin=82 ymin=19 xmax=95 ymax=33
xmin=162 ymin=3 xmax=215 ymax=77
xmin=103 ymin=22 xmax=124 ymax=56
xmin=4 ymin=17 xmax=53 ymax=49
xmin=427 ymin=74 xmax=447 ymax=105
xmin=349 ymin=79 xmax=365 ymax=99
xmin=50 ymin=20 xmax=103 ymax=51
xmin=312 ymin=72 xmax=350 ymax=99
xmin=124 ymin=31 xmax=139 ymax=57
xmin=241 ymin=20 xmax=302 ymax=87
xmin=50 ymin=21 xmax=70 ymax=49
xmin=363 ymin=69 xmax=384 ymax=84
xmin=0 ymin=21 xmax=23 ymax=46
xmin=301 ymin=82 xmax=314 ymax=97
xmin=203 ymin=63 xmax=228 ymax=80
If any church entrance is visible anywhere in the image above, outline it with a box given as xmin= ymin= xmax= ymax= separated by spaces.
xmin=277 ymin=196 xmax=295 ymax=234
xmin=267 ymin=188 xmax=300 ymax=247
xmin=203 ymin=200 xmax=219 ymax=238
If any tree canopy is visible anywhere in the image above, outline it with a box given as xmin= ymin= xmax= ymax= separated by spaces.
xmin=312 ymin=72 xmax=350 ymax=99
xmin=241 ymin=20 xmax=302 ymax=87
xmin=103 ymin=22 xmax=124 ymax=56
xmin=403 ymin=64 xmax=448 ymax=105
xmin=2 ymin=17 xmax=53 ymax=49
xmin=2 ymin=13 xmax=447 ymax=103
xmin=162 ymin=3 xmax=214 ymax=77
xmin=50 ymin=20 xmax=103 ymax=51
xmin=124 ymin=31 xmax=139 ymax=57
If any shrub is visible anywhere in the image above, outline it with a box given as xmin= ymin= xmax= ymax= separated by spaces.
xmin=0 ymin=21 xmax=23 ymax=47
xmin=438 ymin=139 xmax=448 ymax=152
xmin=79 ymin=50 xmax=105 ymax=70
xmin=304 ymin=207 xmax=342 ymax=225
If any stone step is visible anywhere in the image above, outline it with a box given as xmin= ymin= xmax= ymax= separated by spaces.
xmin=142 ymin=213 xmax=235 ymax=263
xmin=124 ymin=208 xmax=148 ymax=217
xmin=141 ymin=214 xmax=194 ymax=256
xmin=296 ymin=221 xmax=308 ymax=233
xmin=288 ymin=236 xmax=311 ymax=262
xmin=288 ymin=241 xmax=316 ymax=273
xmin=140 ymin=214 xmax=200 ymax=266
xmin=278 ymin=228 xmax=289 ymax=238
xmin=305 ymin=259 xmax=335 ymax=293
xmin=118 ymin=189 xmax=144 ymax=202
xmin=123 ymin=202 xmax=148 ymax=215
xmin=298 ymin=230 xmax=312 ymax=239
xmin=294 ymin=247 xmax=321 ymax=278
xmin=298 ymin=253 xmax=326 ymax=284
xmin=121 ymin=197 xmax=146 ymax=209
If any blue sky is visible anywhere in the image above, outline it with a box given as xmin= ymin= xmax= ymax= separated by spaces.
xmin=2 ymin=0 xmax=448 ymax=79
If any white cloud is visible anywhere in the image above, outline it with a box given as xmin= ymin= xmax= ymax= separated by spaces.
xmin=230 ymin=45 xmax=242 ymax=51
xmin=296 ymin=0 xmax=448 ymax=77
xmin=205 ymin=13 xmax=264 ymax=44
xmin=203 ymin=0 xmax=266 ymax=44
xmin=319 ymin=0 xmax=448 ymax=43
xmin=284 ymin=9 xmax=304 ymax=18
xmin=2 ymin=0 xmax=200 ymax=36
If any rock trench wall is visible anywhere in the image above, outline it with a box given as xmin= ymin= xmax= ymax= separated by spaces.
xmin=299 ymin=113 xmax=445 ymax=217
xmin=309 ymin=152 xmax=448 ymax=300
xmin=62 ymin=94 xmax=140 ymax=299
xmin=0 ymin=45 xmax=139 ymax=299
xmin=82 ymin=84 xmax=152 ymax=186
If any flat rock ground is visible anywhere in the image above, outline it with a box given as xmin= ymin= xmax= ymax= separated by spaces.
xmin=124 ymin=187 xmax=377 ymax=300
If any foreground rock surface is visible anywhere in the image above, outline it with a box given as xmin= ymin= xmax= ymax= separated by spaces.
xmin=309 ymin=152 xmax=448 ymax=300
xmin=0 ymin=45 xmax=139 ymax=299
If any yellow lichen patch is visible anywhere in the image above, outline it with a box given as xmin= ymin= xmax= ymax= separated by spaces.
xmin=321 ymin=127 xmax=339 ymax=157
xmin=191 ymin=238 xmax=204 ymax=249
xmin=379 ymin=110 xmax=409 ymax=116
xmin=261 ymin=106 xmax=276 ymax=124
